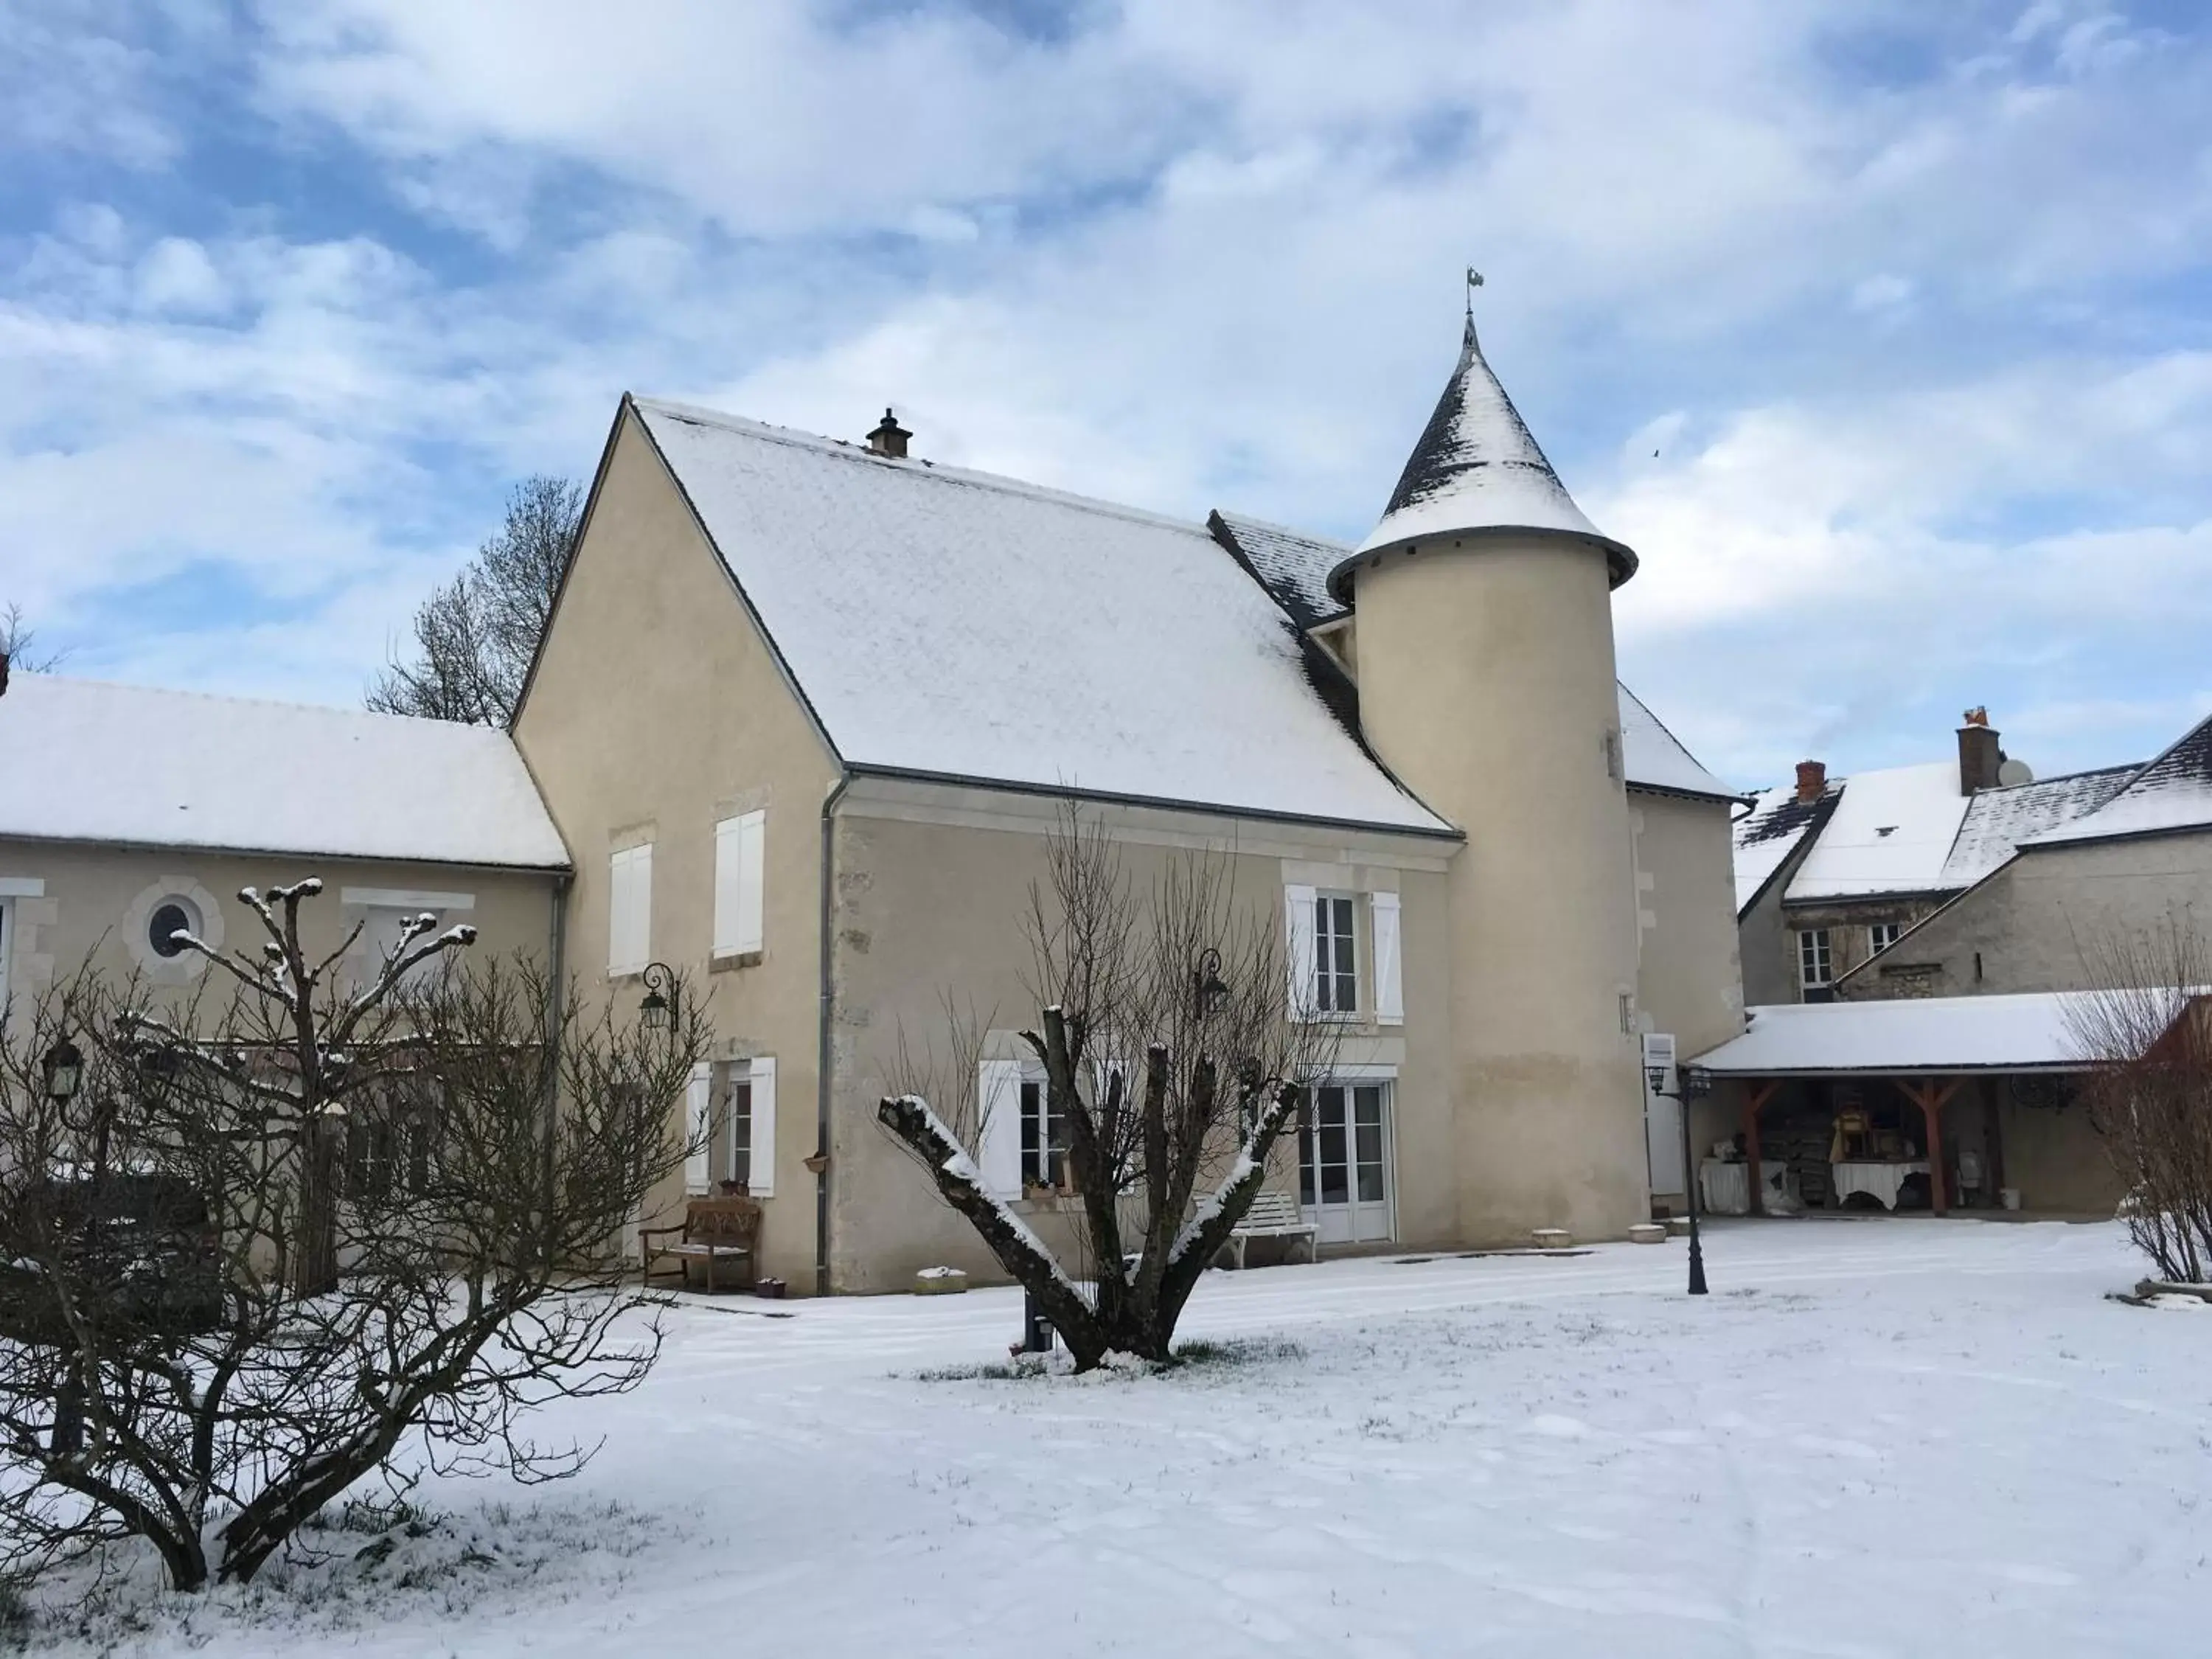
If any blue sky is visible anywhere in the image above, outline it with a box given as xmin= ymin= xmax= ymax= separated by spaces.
xmin=4 ymin=0 xmax=2209 ymax=789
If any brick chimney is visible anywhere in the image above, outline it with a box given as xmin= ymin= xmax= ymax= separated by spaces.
xmin=1958 ymin=707 xmax=2003 ymax=795
xmin=1794 ymin=759 xmax=1826 ymax=804
xmin=866 ymin=408 xmax=911 ymax=459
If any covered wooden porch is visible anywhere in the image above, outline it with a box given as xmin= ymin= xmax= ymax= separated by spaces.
xmin=1688 ymin=992 xmax=2112 ymax=1219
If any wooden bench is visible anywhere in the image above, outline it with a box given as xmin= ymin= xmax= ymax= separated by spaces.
xmin=641 ymin=1194 xmax=761 ymax=1293
xmin=1228 ymin=1189 xmax=1318 ymax=1270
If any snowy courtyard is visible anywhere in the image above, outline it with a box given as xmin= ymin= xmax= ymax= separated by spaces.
xmin=38 ymin=1219 xmax=2211 ymax=1657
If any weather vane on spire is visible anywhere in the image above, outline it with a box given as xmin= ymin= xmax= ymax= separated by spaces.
xmin=1465 ymin=266 xmax=1484 ymax=318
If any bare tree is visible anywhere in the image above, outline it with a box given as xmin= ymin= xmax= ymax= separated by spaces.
xmin=367 ymin=475 xmax=580 ymax=726
xmin=1 ymin=602 xmax=66 ymax=675
xmin=2068 ymin=918 xmax=2212 ymax=1283
xmin=0 ymin=879 xmax=708 ymax=1590
xmin=877 ymin=810 xmax=1340 ymax=1371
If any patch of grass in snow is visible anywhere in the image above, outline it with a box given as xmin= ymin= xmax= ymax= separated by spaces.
xmin=1168 ymin=1336 xmax=1305 ymax=1371
xmin=914 ymin=1335 xmax=1304 ymax=1385
xmin=18 ymin=1498 xmax=658 ymax=1653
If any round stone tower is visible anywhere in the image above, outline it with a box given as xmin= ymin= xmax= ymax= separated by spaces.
xmin=1329 ymin=305 xmax=1647 ymax=1244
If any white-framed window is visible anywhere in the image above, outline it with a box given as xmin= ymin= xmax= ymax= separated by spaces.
xmin=1284 ymin=883 xmax=1404 ymax=1023
xmin=713 ymin=810 xmax=765 ymax=959
xmin=122 ymin=878 xmax=223 ymax=983
xmin=720 ymin=1055 xmax=778 ymax=1197
xmin=0 ymin=878 xmax=42 ymax=1036
xmin=1019 ymin=1074 xmax=1066 ymax=1192
xmin=1797 ymin=928 xmax=1833 ymax=993
xmin=608 ymin=843 xmax=653 ymax=976
xmin=344 ymin=891 xmax=475 ymax=992
xmin=1315 ymin=893 xmax=1357 ymax=1014
xmin=1868 ymin=921 xmax=1902 ymax=956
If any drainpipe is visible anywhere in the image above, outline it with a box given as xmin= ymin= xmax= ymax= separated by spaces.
xmin=815 ymin=775 xmax=851 ymax=1296
xmin=540 ymin=871 xmax=571 ymax=1251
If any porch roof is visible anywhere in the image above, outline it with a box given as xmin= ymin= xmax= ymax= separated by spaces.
xmin=1689 ymin=992 xmax=2104 ymax=1078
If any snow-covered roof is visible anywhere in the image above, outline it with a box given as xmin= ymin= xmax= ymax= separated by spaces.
xmin=1732 ymin=781 xmax=1839 ymax=915
xmin=1942 ymin=764 xmax=2136 ymax=883
xmin=0 ymin=674 xmax=570 ymax=869
xmin=632 ymin=399 xmax=1454 ymax=836
xmin=1782 ymin=762 xmax=1971 ymax=902
xmin=1753 ymin=754 xmax=2138 ymax=908
xmin=2028 ymin=712 xmax=2212 ymax=849
xmin=1336 ymin=316 xmax=1635 ymax=594
xmin=1691 ymin=992 xmax=2104 ymax=1076
xmin=1207 ymin=508 xmax=1729 ymax=802
xmin=1208 ymin=512 xmax=1346 ymax=630
xmin=1615 ymin=686 xmax=1736 ymax=801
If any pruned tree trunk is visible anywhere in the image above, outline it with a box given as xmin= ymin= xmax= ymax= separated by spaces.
xmin=877 ymin=805 xmax=1342 ymax=1370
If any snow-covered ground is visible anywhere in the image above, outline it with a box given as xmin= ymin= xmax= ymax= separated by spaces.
xmin=32 ymin=1220 xmax=2211 ymax=1657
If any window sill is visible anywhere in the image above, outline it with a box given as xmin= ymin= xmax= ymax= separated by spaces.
xmin=710 ymin=950 xmax=765 ymax=973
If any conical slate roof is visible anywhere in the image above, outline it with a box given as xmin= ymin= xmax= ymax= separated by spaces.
xmin=1334 ymin=314 xmax=1635 ymax=599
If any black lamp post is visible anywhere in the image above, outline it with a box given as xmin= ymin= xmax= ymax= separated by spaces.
xmin=1645 ymin=1060 xmax=1714 ymax=1295
xmin=639 ymin=962 xmax=678 ymax=1036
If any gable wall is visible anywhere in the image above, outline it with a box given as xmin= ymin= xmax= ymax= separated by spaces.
xmin=1837 ymin=831 xmax=2212 ymax=1001
xmin=514 ymin=406 xmax=842 ymax=1287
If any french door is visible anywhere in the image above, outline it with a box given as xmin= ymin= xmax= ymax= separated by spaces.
xmin=1298 ymin=1081 xmax=1395 ymax=1244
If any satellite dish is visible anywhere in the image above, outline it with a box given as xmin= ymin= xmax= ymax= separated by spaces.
xmin=1997 ymin=758 xmax=2034 ymax=787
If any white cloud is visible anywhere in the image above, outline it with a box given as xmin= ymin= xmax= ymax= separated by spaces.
xmin=4 ymin=1 xmax=2210 ymax=793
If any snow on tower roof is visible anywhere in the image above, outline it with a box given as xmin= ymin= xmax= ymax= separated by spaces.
xmin=2027 ymin=711 xmax=2212 ymax=849
xmin=630 ymin=398 xmax=1455 ymax=837
xmin=0 ymin=674 xmax=570 ymax=869
xmin=1331 ymin=313 xmax=1635 ymax=600
xmin=1211 ymin=510 xmax=1728 ymax=802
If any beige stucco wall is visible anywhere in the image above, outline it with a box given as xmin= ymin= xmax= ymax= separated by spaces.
xmin=1629 ymin=790 xmax=1745 ymax=1196
xmin=1835 ymin=832 xmax=2212 ymax=1001
xmin=1346 ymin=534 xmax=1648 ymax=1243
xmin=1631 ymin=791 xmax=1745 ymax=1054
xmin=512 ymin=403 xmax=843 ymax=1290
xmin=0 ymin=838 xmax=558 ymax=1043
xmin=822 ymin=786 xmax=1458 ymax=1291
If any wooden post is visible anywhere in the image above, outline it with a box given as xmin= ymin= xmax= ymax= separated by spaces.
xmin=1980 ymin=1076 xmax=2006 ymax=1203
xmin=1743 ymin=1082 xmax=1776 ymax=1216
xmin=1899 ymin=1079 xmax=1961 ymax=1215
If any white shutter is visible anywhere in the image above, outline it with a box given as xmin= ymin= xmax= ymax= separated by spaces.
xmin=1371 ymin=891 xmax=1404 ymax=1026
xmin=1641 ymin=1032 xmax=1677 ymax=1089
xmin=610 ymin=844 xmax=653 ymax=975
xmin=736 ymin=810 xmax=765 ymax=955
xmin=1284 ymin=884 xmax=1318 ymax=1021
xmin=684 ymin=1061 xmax=712 ymax=1194
xmin=975 ymin=1058 xmax=1024 ymax=1199
xmin=712 ymin=818 xmax=742 ymax=956
xmin=748 ymin=1056 xmax=776 ymax=1198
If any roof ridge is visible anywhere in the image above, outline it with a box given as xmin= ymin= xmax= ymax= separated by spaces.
xmin=12 ymin=672 xmax=504 ymax=735
xmin=1212 ymin=509 xmax=1352 ymax=552
xmin=632 ymin=395 xmax=1214 ymax=543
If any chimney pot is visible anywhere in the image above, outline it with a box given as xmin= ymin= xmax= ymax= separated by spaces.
xmin=866 ymin=407 xmax=911 ymax=459
xmin=1794 ymin=759 xmax=1826 ymax=804
xmin=1957 ymin=712 xmax=2003 ymax=795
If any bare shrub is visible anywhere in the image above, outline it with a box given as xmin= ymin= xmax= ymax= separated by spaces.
xmin=0 ymin=878 xmax=707 ymax=1590
xmin=2067 ymin=918 xmax=2212 ymax=1282
xmin=877 ymin=808 xmax=1340 ymax=1370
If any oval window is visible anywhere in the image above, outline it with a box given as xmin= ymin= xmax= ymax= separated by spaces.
xmin=148 ymin=900 xmax=198 ymax=959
